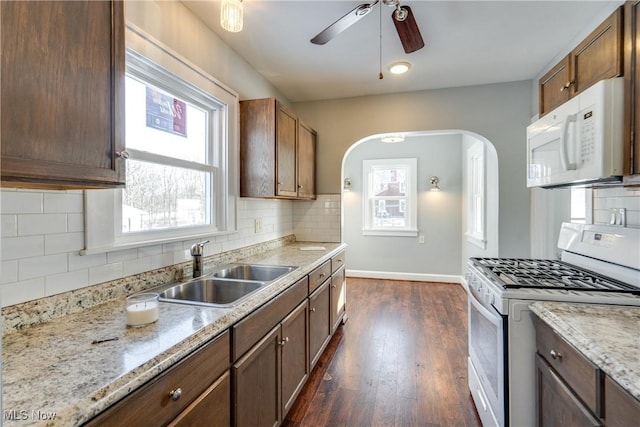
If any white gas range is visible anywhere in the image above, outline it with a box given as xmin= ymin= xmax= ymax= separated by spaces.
xmin=466 ymin=223 xmax=640 ymax=427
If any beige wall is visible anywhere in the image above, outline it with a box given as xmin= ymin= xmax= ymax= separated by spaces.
xmin=126 ymin=0 xmax=289 ymax=102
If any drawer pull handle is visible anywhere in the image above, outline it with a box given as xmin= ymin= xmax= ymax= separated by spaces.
xmin=338 ymin=259 xmax=343 ymax=263
xmin=319 ymin=273 xmax=325 ymax=278
xmin=550 ymin=349 xmax=563 ymax=360
xmin=280 ymin=337 xmax=289 ymax=346
xmin=169 ymin=388 xmax=183 ymax=401
xmin=310 ymin=307 xmax=316 ymax=312
xmin=332 ymin=284 xmax=337 ymax=288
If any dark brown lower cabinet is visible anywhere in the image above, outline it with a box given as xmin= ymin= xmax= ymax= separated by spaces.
xmin=330 ymin=266 xmax=346 ymax=334
xmin=169 ymin=372 xmax=231 ymax=427
xmin=233 ymin=325 xmax=281 ymax=427
xmin=281 ymin=301 xmax=309 ymax=416
xmin=603 ymin=375 xmax=640 ymax=427
xmin=309 ymin=279 xmax=331 ymax=369
xmin=535 ymin=353 xmax=603 ymax=427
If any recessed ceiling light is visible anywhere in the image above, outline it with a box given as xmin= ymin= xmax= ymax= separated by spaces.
xmin=389 ymin=61 xmax=411 ymax=74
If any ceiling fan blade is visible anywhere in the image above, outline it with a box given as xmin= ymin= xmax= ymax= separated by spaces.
xmin=392 ymin=6 xmax=424 ymax=53
xmin=311 ymin=1 xmax=379 ymax=45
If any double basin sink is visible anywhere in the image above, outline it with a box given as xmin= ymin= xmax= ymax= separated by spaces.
xmin=154 ymin=264 xmax=297 ymax=308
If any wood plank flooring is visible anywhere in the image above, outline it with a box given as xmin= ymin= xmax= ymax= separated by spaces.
xmin=283 ymin=278 xmax=482 ymax=427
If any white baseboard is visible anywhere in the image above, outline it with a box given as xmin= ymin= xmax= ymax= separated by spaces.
xmin=346 ymin=269 xmax=464 ymax=285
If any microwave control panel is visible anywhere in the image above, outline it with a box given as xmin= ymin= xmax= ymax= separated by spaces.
xmin=579 ymin=108 xmax=595 ymax=166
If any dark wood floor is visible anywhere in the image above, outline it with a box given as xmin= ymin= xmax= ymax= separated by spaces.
xmin=283 ymin=278 xmax=482 ymax=427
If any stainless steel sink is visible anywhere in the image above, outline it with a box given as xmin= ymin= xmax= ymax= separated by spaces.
xmin=159 ymin=278 xmax=264 ymax=307
xmin=213 ymin=264 xmax=296 ymax=282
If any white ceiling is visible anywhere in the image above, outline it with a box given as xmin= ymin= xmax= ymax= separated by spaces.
xmin=182 ymin=0 xmax=623 ymax=102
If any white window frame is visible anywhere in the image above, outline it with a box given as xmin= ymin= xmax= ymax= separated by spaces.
xmin=466 ymin=142 xmax=486 ymax=248
xmin=362 ymin=158 xmax=418 ymax=237
xmin=84 ymin=31 xmax=238 ymax=254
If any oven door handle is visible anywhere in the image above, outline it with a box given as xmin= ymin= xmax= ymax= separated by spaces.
xmin=469 ymin=286 xmax=502 ymax=327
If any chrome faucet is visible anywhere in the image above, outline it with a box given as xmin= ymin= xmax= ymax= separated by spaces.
xmin=190 ymin=240 xmax=209 ymax=278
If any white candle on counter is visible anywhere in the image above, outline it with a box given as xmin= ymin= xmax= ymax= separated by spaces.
xmin=126 ymin=293 xmax=159 ymax=327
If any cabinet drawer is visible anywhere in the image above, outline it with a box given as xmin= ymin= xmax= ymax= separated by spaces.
xmin=331 ymin=250 xmax=346 ymax=274
xmin=534 ymin=318 xmax=599 ymax=415
xmin=233 ymin=276 xmax=308 ymax=361
xmin=604 ymin=375 xmax=640 ymax=427
xmin=535 ymin=353 xmax=602 ymax=427
xmin=309 ymin=260 xmax=331 ymax=293
xmin=86 ymin=330 xmax=230 ymax=426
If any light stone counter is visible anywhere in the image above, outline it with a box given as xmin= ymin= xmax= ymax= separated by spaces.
xmin=530 ymin=301 xmax=640 ymax=401
xmin=2 ymin=242 xmax=345 ymax=426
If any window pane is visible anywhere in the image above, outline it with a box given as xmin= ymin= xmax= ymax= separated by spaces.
xmin=373 ymin=198 xmax=407 ymax=227
xmin=122 ymin=159 xmax=211 ymax=233
xmin=125 ymin=76 xmax=208 ymax=164
xmin=570 ymin=187 xmax=586 ymax=223
xmin=372 ymin=167 xmax=407 ymax=197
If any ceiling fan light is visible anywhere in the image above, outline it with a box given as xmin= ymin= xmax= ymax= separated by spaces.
xmin=389 ymin=61 xmax=411 ymax=74
xmin=381 ymin=134 xmax=405 ymax=143
xmin=221 ymin=0 xmax=243 ymax=33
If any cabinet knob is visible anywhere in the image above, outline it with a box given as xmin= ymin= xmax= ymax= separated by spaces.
xmin=280 ymin=337 xmax=289 ymax=346
xmin=298 ymin=185 xmax=303 ymax=189
xmin=310 ymin=307 xmax=316 ymax=312
xmin=169 ymin=388 xmax=183 ymax=401
xmin=319 ymin=273 xmax=325 ymax=278
xmin=116 ymin=150 xmax=130 ymax=159
xmin=277 ymin=181 xmax=282 ymax=186
xmin=550 ymin=349 xmax=563 ymax=360
xmin=331 ymin=284 xmax=337 ymax=288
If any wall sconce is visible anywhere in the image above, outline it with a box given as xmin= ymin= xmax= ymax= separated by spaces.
xmin=221 ymin=0 xmax=243 ymax=32
xmin=429 ymin=176 xmax=440 ymax=191
xmin=344 ymin=178 xmax=352 ymax=191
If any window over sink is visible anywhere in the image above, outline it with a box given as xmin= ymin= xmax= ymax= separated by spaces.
xmin=84 ymin=45 xmax=239 ymax=254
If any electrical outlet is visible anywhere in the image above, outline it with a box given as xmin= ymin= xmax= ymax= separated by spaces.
xmin=609 ymin=208 xmax=627 ymax=227
xmin=419 ymin=235 xmax=425 ymax=244
xmin=254 ymin=218 xmax=262 ymax=233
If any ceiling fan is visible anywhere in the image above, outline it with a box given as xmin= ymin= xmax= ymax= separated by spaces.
xmin=310 ymin=0 xmax=425 ymax=54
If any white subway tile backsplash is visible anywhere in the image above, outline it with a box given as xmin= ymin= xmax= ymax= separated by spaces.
xmin=43 ymin=192 xmax=83 ymax=213
xmin=89 ymin=262 xmax=123 ymax=284
xmin=1 ymin=278 xmax=45 ymax=306
xmin=19 ymin=253 xmax=68 ymax=281
xmin=45 ymin=232 xmax=84 ymax=255
xmin=45 ymin=269 xmax=89 ymax=296
xmin=67 ymin=213 xmax=85 ymax=233
xmin=2 ymin=215 xmax=17 ymax=237
xmin=1 ymin=236 xmax=45 ymax=262
xmin=0 ymin=189 xmax=337 ymax=306
xmin=68 ymin=252 xmax=107 ymax=271
xmin=1 ymin=260 xmax=18 ymax=285
xmin=107 ymin=248 xmax=138 ymax=264
xmin=1 ymin=191 xmax=43 ymax=214
xmin=18 ymin=213 xmax=67 ymax=236
xmin=593 ymin=187 xmax=640 ymax=228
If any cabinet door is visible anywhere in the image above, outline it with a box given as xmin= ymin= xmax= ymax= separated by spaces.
xmin=297 ymin=121 xmax=316 ymax=199
xmin=330 ymin=267 xmax=346 ymax=334
xmin=535 ymin=354 xmax=602 ymax=427
xmin=309 ymin=280 xmax=331 ymax=369
xmin=570 ymin=7 xmax=623 ymax=96
xmin=281 ymin=301 xmax=309 ymax=417
xmin=233 ymin=325 xmax=281 ymax=427
xmin=604 ymin=374 xmax=640 ymax=427
xmin=539 ymin=55 xmax=572 ymax=116
xmin=169 ymin=371 xmax=231 ymax=427
xmin=276 ymin=102 xmax=297 ymax=198
xmin=624 ymin=1 xmax=640 ymax=175
xmin=0 ymin=1 xmax=125 ymax=188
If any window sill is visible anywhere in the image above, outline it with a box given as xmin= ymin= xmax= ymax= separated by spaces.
xmin=362 ymin=229 xmax=419 ymax=237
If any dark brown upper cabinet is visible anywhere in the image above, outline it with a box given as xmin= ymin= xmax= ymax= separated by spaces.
xmin=539 ymin=7 xmax=623 ymax=116
xmin=624 ymin=1 xmax=640 ymax=177
xmin=1 ymin=1 xmax=126 ymax=189
xmin=240 ymin=98 xmax=317 ymax=200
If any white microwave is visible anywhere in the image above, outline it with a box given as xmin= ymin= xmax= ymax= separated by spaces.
xmin=526 ymin=77 xmax=624 ymax=188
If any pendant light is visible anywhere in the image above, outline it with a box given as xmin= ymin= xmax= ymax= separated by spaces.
xmin=221 ymin=0 xmax=243 ymax=33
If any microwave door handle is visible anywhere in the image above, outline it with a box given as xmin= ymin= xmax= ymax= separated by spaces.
xmin=560 ymin=114 xmax=577 ymax=171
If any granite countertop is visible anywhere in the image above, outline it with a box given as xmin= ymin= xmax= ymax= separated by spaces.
xmin=2 ymin=242 xmax=345 ymax=426
xmin=530 ymin=301 xmax=640 ymax=401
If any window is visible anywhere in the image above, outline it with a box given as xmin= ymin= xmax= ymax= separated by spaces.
xmin=570 ymin=187 xmax=592 ymax=224
xmin=84 ymin=46 xmax=238 ymax=253
xmin=362 ymin=158 xmax=418 ymax=236
xmin=466 ymin=142 xmax=486 ymax=248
